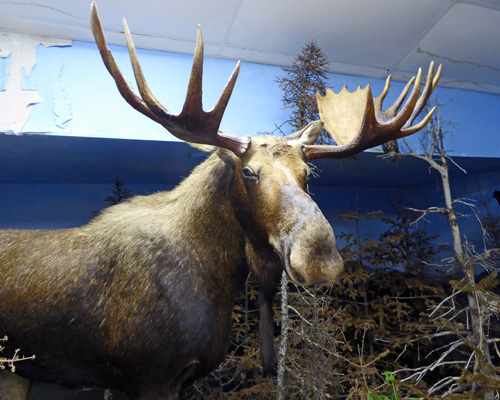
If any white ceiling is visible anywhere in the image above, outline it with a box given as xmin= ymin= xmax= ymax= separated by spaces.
xmin=0 ymin=0 xmax=499 ymax=94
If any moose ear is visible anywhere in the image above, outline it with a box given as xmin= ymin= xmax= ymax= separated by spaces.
xmin=285 ymin=121 xmax=323 ymax=145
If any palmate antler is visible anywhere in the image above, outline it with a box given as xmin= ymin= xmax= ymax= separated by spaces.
xmin=89 ymin=2 xmax=249 ymax=156
xmin=306 ymin=62 xmax=442 ymax=159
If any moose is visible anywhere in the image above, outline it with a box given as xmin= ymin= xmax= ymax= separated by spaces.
xmin=0 ymin=3 xmax=441 ymax=399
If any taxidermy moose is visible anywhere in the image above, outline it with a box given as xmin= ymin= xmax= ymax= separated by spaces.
xmin=0 ymin=3 xmax=441 ymax=399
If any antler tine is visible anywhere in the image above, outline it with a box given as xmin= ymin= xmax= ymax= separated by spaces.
xmin=379 ymin=75 xmax=415 ymax=119
xmin=181 ymin=26 xmax=204 ymax=120
xmin=90 ymin=2 xmax=162 ymax=124
xmin=90 ymin=2 xmax=249 ymax=156
xmin=403 ymin=62 xmax=442 ymax=129
xmin=398 ymin=64 xmax=442 ymax=136
xmin=400 ymin=106 xmax=436 ymax=136
xmin=385 ymin=67 xmax=423 ymax=128
xmin=210 ymin=61 xmax=241 ymax=122
xmin=122 ymin=18 xmax=172 ymax=121
xmin=307 ymin=62 xmax=442 ymax=160
xmin=376 ymin=75 xmax=391 ymax=106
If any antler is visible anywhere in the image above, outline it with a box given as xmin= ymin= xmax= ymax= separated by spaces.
xmin=89 ymin=2 xmax=249 ymax=156
xmin=306 ymin=62 xmax=442 ymax=160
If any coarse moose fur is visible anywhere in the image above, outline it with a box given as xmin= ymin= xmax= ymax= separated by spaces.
xmin=0 ymin=134 xmax=343 ymax=400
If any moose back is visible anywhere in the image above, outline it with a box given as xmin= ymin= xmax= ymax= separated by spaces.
xmin=0 ymin=3 xmax=441 ymax=400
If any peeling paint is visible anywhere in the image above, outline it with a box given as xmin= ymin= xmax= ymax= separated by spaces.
xmin=52 ymin=62 xmax=72 ymax=128
xmin=0 ymin=32 xmax=71 ymax=133
xmin=0 ymin=54 xmax=10 ymax=90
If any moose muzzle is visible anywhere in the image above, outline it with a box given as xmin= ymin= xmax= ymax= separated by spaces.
xmin=270 ymin=185 xmax=344 ymax=287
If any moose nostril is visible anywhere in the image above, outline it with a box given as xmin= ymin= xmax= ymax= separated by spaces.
xmin=288 ymin=266 xmax=305 ymax=284
xmin=312 ymin=279 xmax=328 ymax=285
xmin=294 ymin=272 xmax=305 ymax=284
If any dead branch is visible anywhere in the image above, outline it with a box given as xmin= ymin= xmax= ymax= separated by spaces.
xmin=407 ymin=206 xmax=448 ymax=225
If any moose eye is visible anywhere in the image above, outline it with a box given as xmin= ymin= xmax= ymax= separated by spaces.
xmin=301 ymin=144 xmax=309 ymax=161
xmin=242 ymin=167 xmax=257 ymax=180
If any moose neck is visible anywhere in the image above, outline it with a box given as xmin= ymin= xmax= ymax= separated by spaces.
xmin=165 ymin=149 xmax=250 ymax=288
xmin=87 ymin=149 xmax=250 ymax=293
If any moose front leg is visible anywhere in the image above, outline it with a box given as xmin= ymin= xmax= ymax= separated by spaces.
xmin=0 ymin=371 xmax=32 ymax=400
xmin=258 ymin=287 xmax=277 ymax=375
xmin=245 ymin=240 xmax=281 ymax=374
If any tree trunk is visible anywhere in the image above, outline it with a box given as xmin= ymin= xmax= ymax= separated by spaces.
xmin=277 ymin=271 xmax=289 ymax=400
xmin=438 ymin=148 xmax=495 ymax=400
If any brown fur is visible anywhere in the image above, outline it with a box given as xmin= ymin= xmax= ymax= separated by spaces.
xmin=0 ymin=136 xmax=343 ymax=399
xmin=0 ymin=372 xmax=31 ymax=400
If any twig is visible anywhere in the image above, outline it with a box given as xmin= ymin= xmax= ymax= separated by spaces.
xmin=428 ymin=375 xmax=461 ymax=394
xmin=399 ymin=361 xmax=468 ymax=384
xmin=287 ymin=305 xmax=313 ymax=326
xmin=407 ymin=206 xmax=447 ymax=225
xmin=429 ymin=289 xmax=461 ymax=317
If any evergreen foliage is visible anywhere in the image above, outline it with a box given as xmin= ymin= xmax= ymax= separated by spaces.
xmin=104 ymin=179 xmax=133 ymax=205
xmin=364 ymin=198 xmax=442 ymax=273
xmin=275 ymin=41 xmax=332 ymax=144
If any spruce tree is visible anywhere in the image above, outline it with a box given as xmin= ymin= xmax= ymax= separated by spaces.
xmin=104 ymin=179 xmax=133 ymax=205
xmin=276 ymin=41 xmax=332 ymax=144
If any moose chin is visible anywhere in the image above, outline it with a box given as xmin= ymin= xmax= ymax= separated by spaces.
xmin=0 ymin=3 xmax=441 ymax=400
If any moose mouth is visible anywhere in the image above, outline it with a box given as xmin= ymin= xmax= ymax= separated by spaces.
xmin=277 ymin=238 xmax=321 ymax=286
xmin=271 ymin=220 xmax=340 ymax=287
xmin=279 ymin=235 xmax=343 ymax=287
xmin=285 ymin=261 xmax=306 ymax=285
xmin=284 ymin=251 xmax=306 ymax=285
xmin=285 ymin=263 xmax=329 ymax=286
xmin=284 ymin=260 xmax=330 ymax=286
